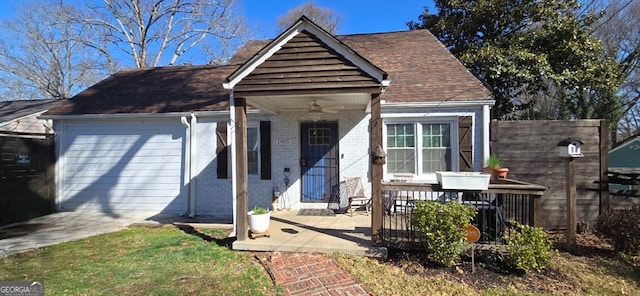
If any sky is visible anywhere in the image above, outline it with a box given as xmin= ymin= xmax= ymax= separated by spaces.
xmin=0 ymin=0 xmax=435 ymax=38
xmin=238 ymin=0 xmax=435 ymax=38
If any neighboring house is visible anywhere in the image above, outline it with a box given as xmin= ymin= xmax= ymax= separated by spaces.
xmin=41 ymin=17 xmax=494 ymax=221
xmin=0 ymin=99 xmax=61 ymax=134
xmin=608 ymin=135 xmax=640 ymax=194
xmin=609 ymin=135 xmax=640 ymax=169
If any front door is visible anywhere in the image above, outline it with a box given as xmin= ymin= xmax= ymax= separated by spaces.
xmin=300 ymin=122 xmax=338 ymax=202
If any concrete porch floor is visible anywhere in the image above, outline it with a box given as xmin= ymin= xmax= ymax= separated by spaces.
xmin=232 ymin=209 xmax=388 ymax=258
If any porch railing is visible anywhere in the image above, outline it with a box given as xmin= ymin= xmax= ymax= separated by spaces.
xmin=380 ymin=179 xmax=546 ymax=249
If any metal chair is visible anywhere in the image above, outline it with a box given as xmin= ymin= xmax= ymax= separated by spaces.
xmin=344 ymin=176 xmax=371 ymax=216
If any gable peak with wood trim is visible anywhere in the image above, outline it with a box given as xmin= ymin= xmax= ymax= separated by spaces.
xmin=224 ymin=16 xmax=389 ymax=96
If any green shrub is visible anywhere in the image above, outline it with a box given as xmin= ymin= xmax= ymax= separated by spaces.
xmin=503 ymin=221 xmax=554 ymax=273
xmin=596 ymin=206 xmax=640 ymax=255
xmin=411 ymin=200 xmax=476 ymax=267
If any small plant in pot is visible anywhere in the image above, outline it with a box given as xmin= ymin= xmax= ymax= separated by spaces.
xmin=248 ymin=206 xmax=270 ymax=234
xmin=482 ymin=154 xmax=509 ymax=181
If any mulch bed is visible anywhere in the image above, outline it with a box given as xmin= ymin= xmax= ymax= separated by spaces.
xmin=383 ymin=231 xmax=618 ymax=294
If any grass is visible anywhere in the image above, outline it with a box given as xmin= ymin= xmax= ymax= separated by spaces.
xmin=0 ymin=225 xmax=281 ymax=296
xmin=2 ymin=225 xmax=638 ymax=295
xmin=549 ymin=253 xmax=640 ymax=295
xmin=333 ymin=252 xmax=472 ymax=295
xmin=333 ymin=251 xmax=640 ymax=295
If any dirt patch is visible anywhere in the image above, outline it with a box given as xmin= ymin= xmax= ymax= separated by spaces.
xmin=384 ymin=232 xmax=617 ymax=294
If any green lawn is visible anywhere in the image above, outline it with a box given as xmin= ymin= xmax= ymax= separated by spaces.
xmin=2 ymin=225 xmax=638 ymax=296
xmin=0 ymin=225 xmax=281 ymax=296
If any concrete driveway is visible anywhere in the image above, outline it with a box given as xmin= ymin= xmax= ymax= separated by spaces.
xmin=0 ymin=211 xmax=231 ymax=258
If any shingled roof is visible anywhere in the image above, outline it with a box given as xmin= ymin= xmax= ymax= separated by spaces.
xmin=231 ymin=29 xmax=492 ymax=103
xmin=0 ymin=99 xmax=61 ymax=122
xmin=45 ymin=65 xmax=236 ymax=115
xmin=45 ymin=28 xmax=491 ymax=116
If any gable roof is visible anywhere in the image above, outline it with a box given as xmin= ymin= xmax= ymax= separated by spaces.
xmin=230 ymin=30 xmax=385 ymax=98
xmin=610 ymin=135 xmax=640 ymax=154
xmin=232 ymin=29 xmax=492 ymax=103
xmin=0 ymin=99 xmax=61 ymax=123
xmin=226 ymin=16 xmax=387 ymax=93
xmin=45 ymin=22 xmax=491 ymax=116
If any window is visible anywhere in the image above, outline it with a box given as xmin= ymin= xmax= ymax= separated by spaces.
xmin=386 ymin=124 xmax=415 ymax=174
xmin=422 ymin=124 xmax=451 ymax=173
xmin=386 ymin=121 xmax=455 ymax=177
xmin=308 ymin=128 xmax=331 ymax=145
xmin=216 ymin=121 xmax=271 ymax=180
xmin=247 ymin=126 xmax=259 ymax=175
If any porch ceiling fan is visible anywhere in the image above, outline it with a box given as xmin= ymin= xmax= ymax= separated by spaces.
xmin=307 ymin=100 xmax=343 ymax=114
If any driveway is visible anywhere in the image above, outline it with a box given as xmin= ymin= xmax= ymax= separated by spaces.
xmin=0 ymin=211 xmax=231 ymax=258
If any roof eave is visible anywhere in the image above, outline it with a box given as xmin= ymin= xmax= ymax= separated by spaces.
xmin=381 ymin=98 xmax=495 ymax=110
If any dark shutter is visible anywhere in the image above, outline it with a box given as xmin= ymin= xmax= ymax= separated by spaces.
xmin=458 ymin=116 xmax=474 ymax=171
xmin=260 ymin=121 xmax=271 ymax=180
xmin=216 ymin=122 xmax=228 ymax=179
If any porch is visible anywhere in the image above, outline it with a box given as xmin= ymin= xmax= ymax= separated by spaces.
xmin=232 ymin=179 xmax=546 ymax=257
xmin=380 ymin=178 xmax=547 ymax=249
xmin=232 ymin=209 xmax=387 ymax=258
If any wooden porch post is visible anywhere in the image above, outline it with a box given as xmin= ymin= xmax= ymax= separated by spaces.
xmin=235 ymin=98 xmax=248 ymax=241
xmin=370 ymin=93 xmax=383 ymax=245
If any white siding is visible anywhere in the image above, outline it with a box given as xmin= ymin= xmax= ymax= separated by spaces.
xmin=57 ymin=118 xmax=186 ymax=214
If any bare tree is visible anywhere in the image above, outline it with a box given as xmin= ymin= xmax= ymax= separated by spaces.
xmin=0 ymin=2 xmax=106 ymax=100
xmin=592 ymin=0 xmax=640 ymax=141
xmin=72 ymin=0 xmax=247 ymax=68
xmin=277 ymin=2 xmax=341 ymax=34
xmin=511 ymin=79 xmax=572 ymax=120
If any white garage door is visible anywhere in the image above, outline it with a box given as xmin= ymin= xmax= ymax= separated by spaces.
xmin=59 ymin=119 xmax=186 ymax=214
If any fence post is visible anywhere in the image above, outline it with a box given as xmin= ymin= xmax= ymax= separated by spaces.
xmin=566 ymin=158 xmax=577 ymax=249
xmin=529 ymin=195 xmax=543 ymax=227
xmin=600 ymin=120 xmax=610 ymax=214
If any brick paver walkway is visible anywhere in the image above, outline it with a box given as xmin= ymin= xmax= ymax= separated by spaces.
xmin=262 ymin=253 xmax=371 ymax=295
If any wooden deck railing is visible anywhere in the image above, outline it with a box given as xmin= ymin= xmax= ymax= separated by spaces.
xmin=379 ymin=179 xmax=547 ymax=249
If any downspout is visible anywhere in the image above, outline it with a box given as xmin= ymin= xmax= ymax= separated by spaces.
xmin=180 ymin=116 xmax=191 ymax=216
xmin=229 ymin=91 xmax=237 ymax=237
xmin=483 ymin=104 xmax=491 ymax=167
xmin=188 ymin=113 xmax=197 ymax=217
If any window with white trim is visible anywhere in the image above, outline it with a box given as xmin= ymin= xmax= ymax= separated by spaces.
xmin=385 ymin=121 xmax=456 ymax=178
xmin=422 ymin=123 xmax=451 ymax=173
xmin=386 ymin=123 xmax=415 ymax=174
xmin=247 ymin=126 xmax=259 ymax=175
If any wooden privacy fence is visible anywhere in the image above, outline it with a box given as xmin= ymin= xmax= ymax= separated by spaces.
xmin=380 ymin=179 xmax=546 ymax=250
xmin=0 ymin=132 xmax=55 ymax=226
xmin=490 ymin=120 xmax=608 ymax=229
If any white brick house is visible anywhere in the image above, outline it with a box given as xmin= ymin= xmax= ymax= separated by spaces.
xmin=41 ymin=17 xmax=494 ymax=232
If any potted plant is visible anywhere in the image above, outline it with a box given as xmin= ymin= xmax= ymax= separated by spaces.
xmin=247 ymin=205 xmax=270 ymax=234
xmin=482 ymin=154 xmax=509 ymax=181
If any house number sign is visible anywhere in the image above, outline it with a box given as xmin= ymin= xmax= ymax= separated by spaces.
xmin=277 ymin=138 xmax=291 ymax=146
xmin=16 ymin=154 xmax=31 ymax=165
